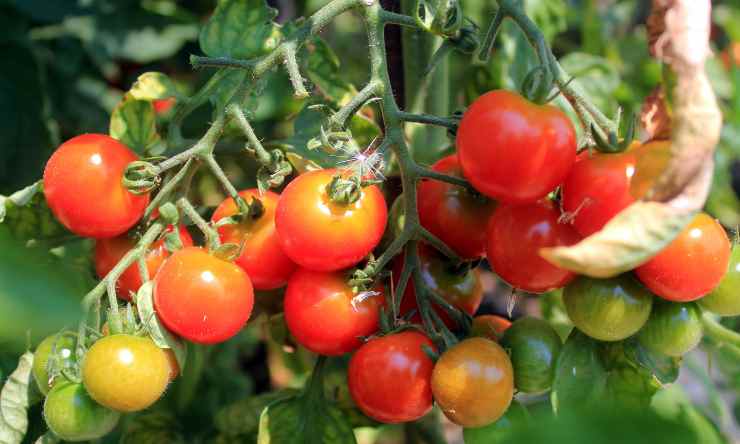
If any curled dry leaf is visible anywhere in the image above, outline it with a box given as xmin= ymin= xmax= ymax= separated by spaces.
xmin=640 ymin=86 xmax=671 ymax=142
xmin=542 ymin=0 xmax=721 ymax=278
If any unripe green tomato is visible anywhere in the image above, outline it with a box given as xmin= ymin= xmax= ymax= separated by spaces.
xmin=462 ymin=399 xmax=530 ymax=444
xmin=500 ymin=317 xmax=562 ymax=393
xmin=563 ymin=274 xmax=653 ymax=341
xmin=43 ymin=382 xmax=120 ymax=442
xmin=700 ymin=246 xmax=740 ymax=316
xmin=33 ymin=332 xmax=77 ymax=395
xmin=638 ymin=300 xmax=702 ymax=357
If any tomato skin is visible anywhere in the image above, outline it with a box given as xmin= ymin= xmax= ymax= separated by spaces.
xmin=636 ymin=213 xmax=730 ymax=302
xmin=94 ymin=225 xmax=193 ymax=300
xmin=417 ymin=155 xmax=496 ymax=259
xmin=456 ymin=90 xmax=576 ymax=204
xmin=275 ymin=169 xmax=387 ymax=272
xmin=638 ymin=300 xmax=702 ymax=357
xmin=82 ymin=334 xmax=170 ymax=412
xmin=212 ymin=189 xmax=296 ymax=290
xmin=563 ymin=275 xmax=653 ymax=341
xmin=153 ymin=97 xmax=176 ymax=114
xmin=462 ymin=400 xmax=530 ymax=444
xmin=486 ymin=200 xmax=580 ymax=293
xmin=500 ymin=317 xmax=561 ymax=394
xmin=700 ymin=246 xmax=740 ymax=316
xmin=43 ymin=382 xmax=120 ymax=442
xmin=348 ymin=331 xmax=435 ymax=423
xmin=43 ymin=134 xmax=149 ymax=238
xmin=431 ymin=337 xmax=514 ymax=427
xmin=33 ymin=332 xmax=77 ymax=395
xmin=284 ymin=268 xmax=383 ymax=355
xmin=470 ymin=315 xmax=512 ymax=341
xmin=153 ymin=247 xmax=254 ymax=344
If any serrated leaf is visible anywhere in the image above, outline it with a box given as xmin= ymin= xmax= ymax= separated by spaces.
xmin=110 ymin=95 xmax=162 ymax=155
xmin=257 ymin=395 xmax=356 ymax=444
xmin=136 ymin=282 xmax=187 ymax=371
xmin=551 ymin=330 xmax=607 ymax=414
xmin=0 ymin=352 xmax=36 ymax=444
xmin=215 ymin=390 xmax=298 ymax=437
xmin=199 ymin=0 xmax=281 ymax=59
xmin=130 ymin=72 xmax=179 ymax=101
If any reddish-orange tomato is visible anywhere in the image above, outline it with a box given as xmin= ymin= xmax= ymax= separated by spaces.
xmin=487 ymin=200 xmax=580 ymax=293
xmin=153 ymin=97 xmax=176 ymax=114
xmin=471 ymin=315 xmax=512 ymax=341
xmin=636 ymin=213 xmax=731 ymax=302
xmin=721 ymin=42 xmax=740 ymax=70
xmin=212 ymin=189 xmax=296 ymax=290
xmin=275 ymin=169 xmax=387 ymax=272
xmin=284 ymin=268 xmax=383 ymax=355
xmin=94 ymin=225 xmax=193 ymax=300
xmin=154 ymin=247 xmax=254 ymax=344
xmin=417 ymin=155 xmax=496 ymax=259
xmin=348 ymin=331 xmax=435 ymax=423
xmin=43 ymin=134 xmax=149 ymax=238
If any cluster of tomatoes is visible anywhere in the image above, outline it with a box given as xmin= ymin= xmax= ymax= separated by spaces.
xmin=33 ymin=86 xmax=738 ymax=440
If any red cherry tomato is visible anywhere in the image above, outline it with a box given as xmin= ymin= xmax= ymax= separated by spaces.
xmin=275 ymin=169 xmax=387 ymax=271
xmin=153 ymin=247 xmax=254 ymax=344
xmin=348 ymin=331 xmax=435 ymax=423
xmin=417 ymin=155 xmax=496 ymax=259
xmin=284 ymin=268 xmax=383 ymax=355
xmin=456 ymin=90 xmax=576 ymax=204
xmin=487 ymin=200 xmax=580 ymax=293
xmin=212 ymin=189 xmax=297 ymax=290
xmin=636 ymin=213 xmax=731 ymax=302
xmin=153 ymin=97 xmax=176 ymax=114
xmin=43 ymin=134 xmax=149 ymax=238
xmin=471 ymin=315 xmax=512 ymax=341
xmin=95 ymin=225 xmax=193 ymax=300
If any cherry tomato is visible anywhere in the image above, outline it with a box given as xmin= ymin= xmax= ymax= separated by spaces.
xmin=563 ymin=275 xmax=653 ymax=341
xmin=153 ymin=97 xmax=176 ymax=114
xmin=275 ymin=169 xmax=387 ymax=271
xmin=635 ymin=213 xmax=730 ymax=302
xmin=43 ymin=381 xmax=120 ymax=442
xmin=99 ymin=322 xmax=179 ymax=380
xmin=284 ymin=268 xmax=383 ymax=355
xmin=486 ymin=200 xmax=580 ymax=293
xmin=394 ymin=246 xmax=483 ymax=328
xmin=153 ymin=246 xmax=254 ymax=344
xmin=500 ymin=317 xmax=561 ymax=393
xmin=43 ymin=134 xmax=149 ymax=238
xmin=638 ymin=300 xmax=702 ymax=357
xmin=33 ymin=331 xmax=77 ymax=395
xmin=700 ymin=246 xmax=740 ymax=316
xmin=212 ymin=189 xmax=296 ymax=290
xmin=463 ymin=399 xmax=530 ymax=444
xmin=417 ymin=155 xmax=496 ymax=259
xmin=348 ymin=331 xmax=435 ymax=423
xmin=431 ymin=337 xmax=514 ymax=427
xmin=470 ymin=315 xmax=512 ymax=341
xmin=94 ymin=225 xmax=193 ymax=300
xmin=82 ymin=334 xmax=170 ymax=412
xmin=456 ymin=90 xmax=576 ymax=204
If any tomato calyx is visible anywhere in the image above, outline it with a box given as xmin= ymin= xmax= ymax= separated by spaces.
xmin=326 ymin=174 xmax=363 ymax=204
xmin=122 ymin=160 xmax=161 ymax=195
xmin=520 ymin=65 xmax=555 ymax=104
xmin=591 ymin=112 xmax=637 ymax=154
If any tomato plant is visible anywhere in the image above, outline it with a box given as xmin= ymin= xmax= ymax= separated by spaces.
xmin=700 ymin=245 xmax=740 ymax=316
xmin=43 ymin=381 xmax=120 ymax=442
xmin=638 ymin=300 xmax=703 ymax=357
xmin=500 ymin=317 xmax=562 ymax=393
xmin=32 ymin=331 xmax=77 ymax=395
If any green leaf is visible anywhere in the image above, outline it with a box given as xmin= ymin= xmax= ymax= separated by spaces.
xmin=136 ymin=282 xmax=187 ymax=372
xmin=558 ymin=52 xmax=619 ymax=112
xmin=215 ymin=390 xmax=299 ymax=437
xmin=463 ymin=400 xmax=531 ymax=444
xmin=257 ymin=395 xmax=357 ymax=444
xmin=109 ymin=95 xmax=163 ymax=155
xmin=551 ymin=330 xmax=607 ymax=413
xmin=0 ymin=352 xmax=36 ymax=444
xmin=0 ymin=181 xmax=41 ymax=224
xmin=129 ymin=72 xmax=180 ymax=101
xmin=652 ymin=385 xmax=725 ymax=444
xmin=633 ymin=342 xmax=681 ymax=385
xmin=199 ymin=0 xmax=281 ymax=59
xmin=304 ymin=38 xmax=355 ymax=105
xmin=34 ymin=431 xmax=60 ymax=444
xmin=0 ymin=182 xmax=70 ymax=244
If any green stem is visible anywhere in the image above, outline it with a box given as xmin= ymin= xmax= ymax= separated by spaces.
xmin=157 ymin=114 xmax=226 ymax=174
xmin=144 ymin=158 xmax=197 ymax=219
xmin=329 ymin=80 xmax=381 ymax=129
xmin=397 ymin=111 xmax=457 ymax=130
xmin=227 ymin=104 xmax=272 ymax=166
xmin=177 ymin=198 xmax=220 ymax=251
xmin=203 ymin=154 xmax=249 ymax=215
xmin=701 ymin=312 xmax=740 ymax=349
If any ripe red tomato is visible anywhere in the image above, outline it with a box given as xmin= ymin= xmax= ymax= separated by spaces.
xmin=348 ymin=331 xmax=435 ymax=423
xmin=275 ymin=169 xmax=387 ymax=271
xmin=95 ymin=225 xmax=193 ymax=300
xmin=153 ymin=246 xmax=254 ymax=344
xmin=212 ymin=189 xmax=296 ymax=290
xmin=635 ymin=213 xmax=731 ymax=302
xmin=417 ymin=155 xmax=496 ymax=259
xmin=284 ymin=268 xmax=383 ymax=355
xmin=43 ymin=134 xmax=150 ymax=238
xmin=486 ymin=200 xmax=580 ymax=293
xmin=456 ymin=90 xmax=576 ymax=204
xmin=471 ymin=315 xmax=512 ymax=341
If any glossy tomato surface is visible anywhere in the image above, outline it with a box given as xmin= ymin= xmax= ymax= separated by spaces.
xmin=154 ymin=247 xmax=254 ymax=344
xmin=638 ymin=300 xmax=702 ymax=357
xmin=500 ymin=317 xmax=561 ymax=393
xmin=636 ymin=213 xmax=730 ymax=302
xmin=275 ymin=169 xmax=387 ymax=271
xmin=212 ymin=189 xmax=296 ymax=290
xmin=82 ymin=334 xmax=170 ymax=412
xmin=348 ymin=331 xmax=435 ymax=423
xmin=95 ymin=225 xmax=193 ymax=300
xmin=284 ymin=268 xmax=383 ymax=355
xmin=487 ymin=200 xmax=580 ymax=293
xmin=700 ymin=246 xmax=740 ymax=316
xmin=43 ymin=134 xmax=149 ymax=238
xmin=43 ymin=381 xmax=120 ymax=442
xmin=471 ymin=315 xmax=512 ymax=341
xmin=456 ymin=90 xmax=576 ymax=204
xmin=33 ymin=332 xmax=77 ymax=395
xmin=417 ymin=155 xmax=496 ymax=259
xmin=431 ymin=337 xmax=514 ymax=427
